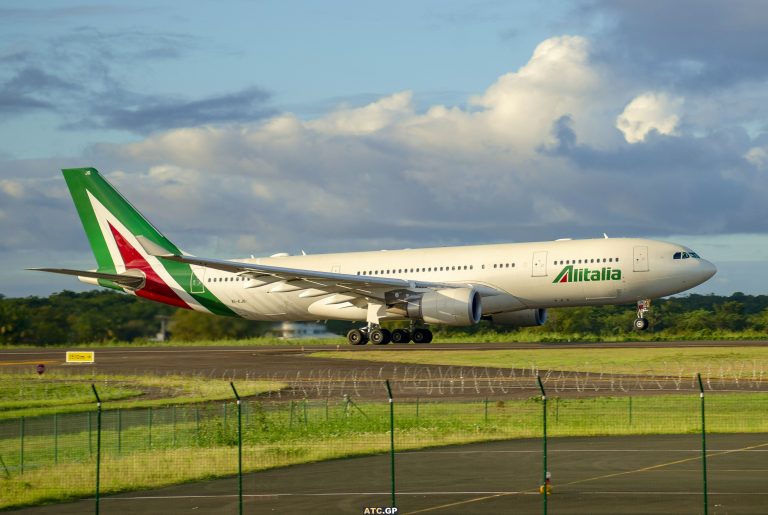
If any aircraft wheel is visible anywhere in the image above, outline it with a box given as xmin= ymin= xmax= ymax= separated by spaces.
xmin=412 ymin=328 xmax=431 ymax=343
xmin=391 ymin=329 xmax=411 ymax=344
xmin=347 ymin=329 xmax=367 ymax=345
xmin=633 ymin=317 xmax=649 ymax=331
xmin=370 ymin=328 xmax=391 ymax=345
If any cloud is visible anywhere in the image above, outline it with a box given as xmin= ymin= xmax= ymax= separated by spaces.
xmin=0 ymin=27 xmax=275 ymax=133
xmin=84 ymin=86 xmax=275 ymax=134
xmin=616 ymin=93 xmax=683 ymax=143
xmin=579 ymin=0 xmax=768 ymax=87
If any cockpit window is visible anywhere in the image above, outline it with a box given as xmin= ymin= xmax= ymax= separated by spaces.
xmin=674 ymin=250 xmax=701 ymax=260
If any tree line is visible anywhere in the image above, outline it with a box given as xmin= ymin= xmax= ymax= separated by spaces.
xmin=0 ymin=290 xmax=766 ymax=346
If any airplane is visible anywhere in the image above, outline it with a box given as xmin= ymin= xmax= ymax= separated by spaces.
xmin=32 ymin=167 xmax=717 ymax=345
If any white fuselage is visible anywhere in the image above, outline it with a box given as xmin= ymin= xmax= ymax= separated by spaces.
xmin=195 ymin=237 xmax=716 ymax=322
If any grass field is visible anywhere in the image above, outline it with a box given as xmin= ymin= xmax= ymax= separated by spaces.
xmin=0 ymin=371 xmax=284 ymax=420
xmin=313 ymin=346 xmax=768 ymax=376
xmin=2 ymin=328 xmax=767 ymax=350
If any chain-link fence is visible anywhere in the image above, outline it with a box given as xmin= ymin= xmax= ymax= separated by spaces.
xmin=1 ymin=376 xmax=767 ymax=512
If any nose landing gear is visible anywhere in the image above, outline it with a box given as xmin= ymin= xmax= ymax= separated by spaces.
xmin=634 ymin=299 xmax=651 ymax=331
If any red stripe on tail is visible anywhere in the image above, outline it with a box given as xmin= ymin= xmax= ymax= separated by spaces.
xmin=109 ymin=223 xmax=191 ymax=309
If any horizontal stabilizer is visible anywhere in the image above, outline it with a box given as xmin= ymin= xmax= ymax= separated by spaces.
xmin=136 ymin=235 xmax=178 ymax=258
xmin=29 ymin=268 xmax=145 ymax=289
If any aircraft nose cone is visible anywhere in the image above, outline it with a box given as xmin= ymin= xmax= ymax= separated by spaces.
xmin=697 ymin=259 xmax=717 ymax=283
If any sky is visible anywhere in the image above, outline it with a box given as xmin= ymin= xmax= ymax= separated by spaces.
xmin=2 ymin=0 xmax=768 ymax=298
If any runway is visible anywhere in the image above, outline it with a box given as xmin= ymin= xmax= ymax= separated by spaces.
xmin=10 ymin=433 xmax=768 ymax=514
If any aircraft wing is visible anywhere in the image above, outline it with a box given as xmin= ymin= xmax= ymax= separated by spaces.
xmin=137 ymin=236 xmax=503 ymax=301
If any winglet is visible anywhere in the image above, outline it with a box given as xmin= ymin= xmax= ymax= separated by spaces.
xmin=137 ymin=235 xmax=178 ymax=258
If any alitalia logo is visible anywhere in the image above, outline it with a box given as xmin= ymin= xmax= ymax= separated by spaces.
xmin=553 ymin=265 xmax=622 ymax=283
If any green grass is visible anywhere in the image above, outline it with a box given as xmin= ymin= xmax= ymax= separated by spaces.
xmin=2 ymin=328 xmax=767 ymax=349
xmin=1 ymin=393 xmax=767 ymax=509
xmin=0 ymin=371 xmax=284 ymax=420
xmin=312 ymin=346 xmax=768 ymax=376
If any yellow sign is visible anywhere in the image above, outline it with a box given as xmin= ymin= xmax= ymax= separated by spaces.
xmin=66 ymin=351 xmax=94 ymax=364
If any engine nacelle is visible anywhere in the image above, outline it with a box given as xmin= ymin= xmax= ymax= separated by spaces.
xmin=491 ymin=308 xmax=548 ymax=327
xmin=387 ymin=288 xmax=482 ymax=326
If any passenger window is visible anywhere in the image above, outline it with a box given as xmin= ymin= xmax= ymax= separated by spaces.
xmin=682 ymin=252 xmax=690 ymax=259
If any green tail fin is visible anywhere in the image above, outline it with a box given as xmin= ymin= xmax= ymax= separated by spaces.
xmin=62 ymin=167 xmax=180 ymax=272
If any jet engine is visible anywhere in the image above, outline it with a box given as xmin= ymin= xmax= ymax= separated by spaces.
xmin=491 ymin=308 xmax=548 ymax=327
xmin=386 ymin=287 xmax=482 ymax=326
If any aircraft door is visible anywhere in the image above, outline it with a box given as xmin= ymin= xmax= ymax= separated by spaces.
xmin=633 ymin=246 xmax=649 ymax=272
xmin=532 ymin=251 xmax=548 ymax=277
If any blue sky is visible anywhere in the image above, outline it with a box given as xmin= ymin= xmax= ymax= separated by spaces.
xmin=2 ymin=0 xmax=768 ymax=297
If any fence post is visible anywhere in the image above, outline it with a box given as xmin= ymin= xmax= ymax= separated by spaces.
xmin=484 ymin=397 xmax=488 ymax=424
xmin=91 ymin=384 xmax=102 ymax=515
xmin=172 ymin=405 xmax=177 ymax=448
xmin=54 ymin=413 xmax=58 ymax=465
xmin=385 ymin=380 xmax=396 ymax=509
xmin=230 ymin=382 xmax=243 ymax=515
xmin=629 ymin=396 xmax=633 ymax=426
xmin=148 ymin=407 xmax=153 ymax=450
xmin=196 ymin=407 xmax=201 ymax=445
xmin=19 ymin=417 xmax=24 ymax=475
xmin=537 ymin=376 xmax=549 ymax=514
xmin=698 ymin=373 xmax=708 ymax=515
xmin=117 ymin=409 xmax=122 ymax=454
xmin=88 ymin=412 xmax=92 ymax=457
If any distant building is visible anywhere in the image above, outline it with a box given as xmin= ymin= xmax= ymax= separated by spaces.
xmin=273 ymin=321 xmax=337 ymax=339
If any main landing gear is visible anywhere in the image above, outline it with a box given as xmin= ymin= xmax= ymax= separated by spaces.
xmin=634 ymin=299 xmax=651 ymax=331
xmin=346 ymin=323 xmax=433 ymax=345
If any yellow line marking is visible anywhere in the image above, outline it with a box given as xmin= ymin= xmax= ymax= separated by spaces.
xmin=0 ymin=360 xmax=57 ymax=366
xmin=409 ymin=440 xmax=768 ymax=514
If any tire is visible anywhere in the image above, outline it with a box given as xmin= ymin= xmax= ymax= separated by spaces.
xmin=412 ymin=328 xmax=430 ymax=343
xmin=370 ymin=328 xmax=391 ymax=345
xmin=347 ymin=329 xmax=366 ymax=345
xmin=391 ymin=329 xmax=411 ymax=344
xmin=634 ymin=318 xmax=649 ymax=331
